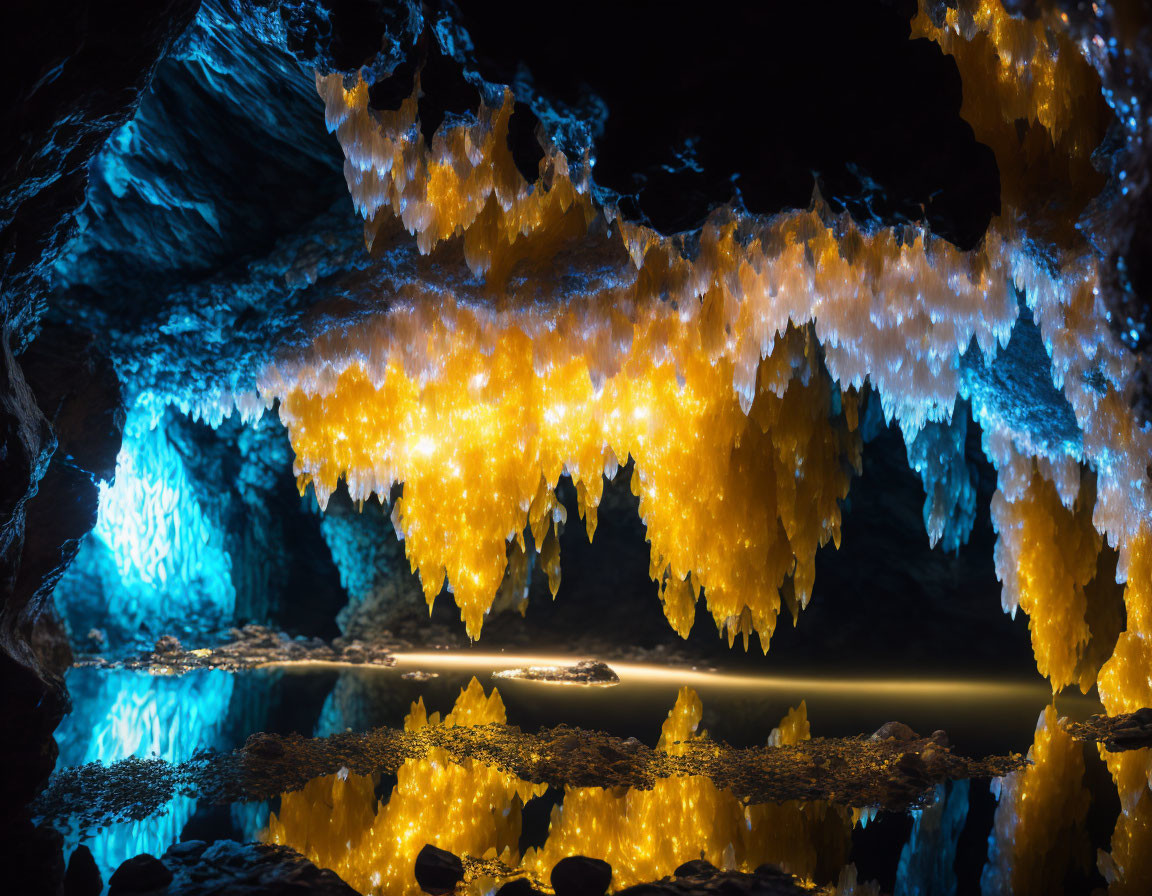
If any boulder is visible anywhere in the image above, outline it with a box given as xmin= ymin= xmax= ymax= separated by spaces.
xmin=414 ymin=844 xmax=464 ymax=895
xmin=551 ymin=856 xmax=613 ymax=896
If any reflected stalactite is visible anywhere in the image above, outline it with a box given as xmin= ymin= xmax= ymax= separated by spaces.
xmin=980 ymin=705 xmax=1093 ymax=896
xmin=265 ymin=683 xmax=856 ymax=894
xmin=265 ymin=678 xmax=544 ymax=896
xmin=521 ymin=691 xmax=852 ymax=888
xmin=1098 ymin=748 xmax=1152 ymax=896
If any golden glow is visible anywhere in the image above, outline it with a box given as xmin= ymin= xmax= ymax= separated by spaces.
xmin=520 ymin=690 xmax=850 ymax=887
xmin=241 ymin=6 xmax=1152 ymax=703
xmin=388 ymin=652 xmax=1074 ymax=700
xmin=911 ymin=0 xmax=1108 ymax=227
xmin=991 ymin=458 xmax=1113 ymax=692
xmin=1098 ymin=782 xmax=1152 ymax=896
xmin=270 ymin=309 xmax=865 ymax=642
xmin=265 ymin=682 xmax=854 ymax=894
xmin=981 ymin=705 xmax=1092 ymax=895
xmin=265 ymin=678 xmax=546 ymax=896
xmin=316 ymin=73 xmax=596 ymax=285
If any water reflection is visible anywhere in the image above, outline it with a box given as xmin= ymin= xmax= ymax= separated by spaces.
xmin=981 ymin=705 xmax=1092 ymax=895
xmin=44 ymin=664 xmax=1152 ymax=895
xmin=267 ymin=679 xmax=545 ymax=895
xmin=54 ymin=668 xmax=235 ymax=880
xmin=266 ymin=680 xmax=855 ymax=894
xmin=1098 ymin=745 xmax=1152 ymax=895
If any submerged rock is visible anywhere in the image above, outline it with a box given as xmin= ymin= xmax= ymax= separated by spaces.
xmin=494 ymin=660 xmax=620 ymax=686
xmin=870 ymin=722 xmax=920 ymax=742
xmin=615 ymin=862 xmax=815 ymax=895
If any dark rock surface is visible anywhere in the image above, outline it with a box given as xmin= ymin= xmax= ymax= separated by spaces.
xmin=108 ymin=854 xmax=173 ymax=894
xmin=76 ymin=624 xmax=398 ymax=673
xmin=1069 ymin=707 xmax=1152 ymax=752
xmin=1 ymin=0 xmax=201 ymax=344
xmin=64 ymin=844 xmax=102 ymax=896
xmin=495 ymin=660 xmax=620 ymax=686
xmin=551 ymin=855 xmax=613 ymax=896
xmin=1 ymin=0 xmax=196 ymax=819
xmin=415 ymin=843 xmax=465 ymax=895
xmin=35 ymin=713 xmax=1023 ymax=837
xmin=615 ymin=862 xmax=818 ymax=896
xmin=110 ymin=839 xmax=360 ymax=895
xmin=166 ymin=412 xmax=347 ymax=638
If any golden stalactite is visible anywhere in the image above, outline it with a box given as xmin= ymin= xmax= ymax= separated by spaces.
xmin=990 ymin=458 xmax=1120 ymax=692
xmin=911 ymin=0 xmax=1110 ymax=241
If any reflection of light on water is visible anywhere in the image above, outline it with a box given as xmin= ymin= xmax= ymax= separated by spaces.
xmin=54 ymin=669 xmax=235 ymax=881
xmin=894 ymin=780 xmax=969 ymax=896
xmin=389 ymin=652 xmax=1064 ymax=699
xmin=520 ymin=690 xmax=852 ymax=889
xmin=266 ymin=681 xmax=855 ymax=894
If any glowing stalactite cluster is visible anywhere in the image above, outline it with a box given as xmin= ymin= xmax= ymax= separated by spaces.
xmin=266 ymin=679 xmax=546 ymax=896
xmin=316 ymin=72 xmax=596 ymax=284
xmin=911 ymin=0 xmax=1104 ymax=153
xmin=54 ymin=405 xmax=236 ymax=640
xmin=266 ymin=71 xmax=1041 ymax=643
xmin=911 ymin=0 xmax=1108 ymax=222
xmin=259 ymin=14 xmax=1152 ymax=686
xmin=980 ymin=705 xmax=1093 ymax=896
xmin=265 ymin=683 xmax=856 ymax=895
xmin=905 ymin=399 xmax=977 ymax=552
xmin=267 ymin=313 xmax=860 ymax=643
xmin=990 ymin=450 xmax=1106 ymax=691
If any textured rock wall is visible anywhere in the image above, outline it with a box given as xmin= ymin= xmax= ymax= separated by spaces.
xmin=0 ymin=0 xmax=201 ymax=826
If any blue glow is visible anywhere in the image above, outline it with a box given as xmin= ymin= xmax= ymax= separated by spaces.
xmin=894 ymin=780 xmax=969 ymax=896
xmin=54 ymin=668 xmax=235 ymax=882
xmin=54 ymin=407 xmax=235 ymax=644
xmin=906 ymin=400 xmax=977 ymax=553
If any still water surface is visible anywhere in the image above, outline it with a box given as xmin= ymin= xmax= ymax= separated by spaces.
xmin=48 ymin=654 xmax=1141 ymax=895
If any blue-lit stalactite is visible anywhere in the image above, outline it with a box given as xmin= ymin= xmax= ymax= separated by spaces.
xmin=905 ymin=400 xmax=978 ymax=554
xmin=53 ymin=668 xmax=236 ymax=882
xmin=894 ymin=781 xmax=970 ymax=896
xmin=54 ymin=407 xmax=236 ymax=647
